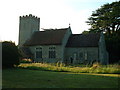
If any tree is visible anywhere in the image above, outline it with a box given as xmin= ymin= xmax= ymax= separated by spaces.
xmin=86 ymin=1 xmax=120 ymax=34
xmin=86 ymin=1 xmax=120 ymax=63
xmin=82 ymin=30 xmax=89 ymax=34
xmin=105 ymin=32 xmax=120 ymax=63
xmin=2 ymin=41 xmax=20 ymax=68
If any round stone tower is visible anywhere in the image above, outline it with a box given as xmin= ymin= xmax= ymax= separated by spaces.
xmin=18 ymin=14 xmax=40 ymax=47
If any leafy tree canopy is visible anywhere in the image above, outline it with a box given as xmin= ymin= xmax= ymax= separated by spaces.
xmin=86 ymin=1 xmax=120 ymax=34
xmin=86 ymin=1 xmax=120 ymax=63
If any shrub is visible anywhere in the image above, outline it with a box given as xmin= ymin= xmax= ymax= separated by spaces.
xmin=2 ymin=41 xmax=20 ymax=68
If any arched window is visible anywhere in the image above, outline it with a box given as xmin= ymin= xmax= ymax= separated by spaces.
xmin=35 ymin=47 xmax=42 ymax=58
xmin=49 ymin=47 xmax=56 ymax=58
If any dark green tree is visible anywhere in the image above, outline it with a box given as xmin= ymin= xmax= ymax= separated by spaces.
xmin=82 ymin=30 xmax=89 ymax=34
xmin=86 ymin=1 xmax=120 ymax=34
xmin=2 ymin=41 xmax=20 ymax=68
xmin=86 ymin=1 xmax=120 ymax=63
xmin=105 ymin=32 xmax=120 ymax=63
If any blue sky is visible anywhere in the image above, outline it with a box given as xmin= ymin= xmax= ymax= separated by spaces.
xmin=0 ymin=0 xmax=118 ymax=45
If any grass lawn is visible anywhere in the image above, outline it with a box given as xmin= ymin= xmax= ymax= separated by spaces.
xmin=2 ymin=69 xmax=120 ymax=88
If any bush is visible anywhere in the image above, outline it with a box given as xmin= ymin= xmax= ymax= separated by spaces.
xmin=2 ymin=41 xmax=20 ymax=68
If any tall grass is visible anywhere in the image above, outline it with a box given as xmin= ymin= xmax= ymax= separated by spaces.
xmin=18 ymin=62 xmax=120 ymax=74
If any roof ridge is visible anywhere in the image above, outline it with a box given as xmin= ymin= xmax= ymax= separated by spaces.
xmin=66 ymin=33 xmax=100 ymax=47
xmin=24 ymin=28 xmax=68 ymax=46
xmin=42 ymin=27 xmax=68 ymax=31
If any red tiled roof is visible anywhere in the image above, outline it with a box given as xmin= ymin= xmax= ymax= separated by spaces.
xmin=23 ymin=28 xmax=68 ymax=46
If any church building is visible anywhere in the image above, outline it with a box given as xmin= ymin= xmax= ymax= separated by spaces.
xmin=18 ymin=14 xmax=109 ymax=64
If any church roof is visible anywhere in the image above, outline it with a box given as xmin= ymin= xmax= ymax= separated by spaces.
xmin=23 ymin=28 xmax=68 ymax=46
xmin=66 ymin=33 xmax=100 ymax=47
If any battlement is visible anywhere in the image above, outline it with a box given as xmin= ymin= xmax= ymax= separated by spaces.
xmin=20 ymin=14 xmax=40 ymax=20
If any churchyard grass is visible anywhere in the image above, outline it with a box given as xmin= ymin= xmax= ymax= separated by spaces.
xmin=18 ymin=63 xmax=120 ymax=74
xmin=2 ymin=68 xmax=119 ymax=88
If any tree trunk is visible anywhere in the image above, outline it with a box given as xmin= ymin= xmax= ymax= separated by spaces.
xmin=116 ymin=24 xmax=120 ymax=31
xmin=107 ymin=27 xmax=111 ymax=35
xmin=112 ymin=24 xmax=115 ymax=33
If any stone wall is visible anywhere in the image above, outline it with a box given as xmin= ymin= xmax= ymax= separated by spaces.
xmin=99 ymin=33 xmax=109 ymax=64
xmin=64 ymin=47 xmax=99 ymax=64
xmin=18 ymin=14 xmax=40 ymax=47
xmin=62 ymin=27 xmax=72 ymax=47
xmin=29 ymin=45 xmax=64 ymax=63
xmin=62 ymin=27 xmax=72 ymax=60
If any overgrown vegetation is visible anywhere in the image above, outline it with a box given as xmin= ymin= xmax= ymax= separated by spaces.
xmin=18 ymin=62 xmax=120 ymax=74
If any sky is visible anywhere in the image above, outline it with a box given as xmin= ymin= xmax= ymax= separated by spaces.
xmin=0 ymin=0 xmax=118 ymax=45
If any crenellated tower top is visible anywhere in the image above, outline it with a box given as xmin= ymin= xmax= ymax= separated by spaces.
xmin=20 ymin=14 xmax=40 ymax=20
